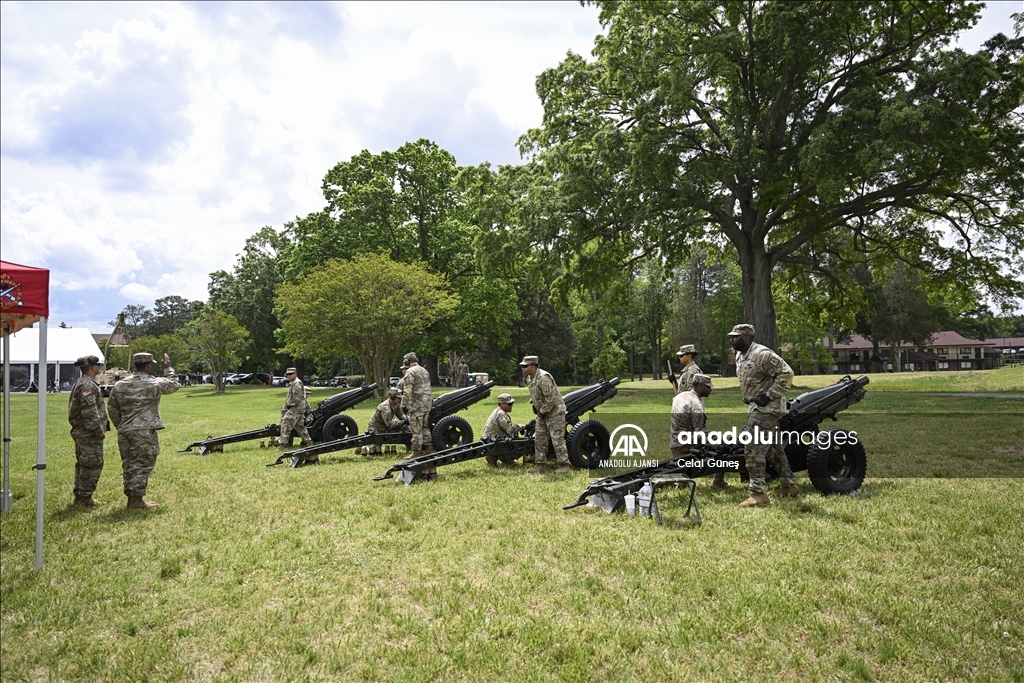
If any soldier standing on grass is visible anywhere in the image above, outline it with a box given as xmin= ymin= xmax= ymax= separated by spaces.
xmin=729 ymin=324 xmax=800 ymax=507
xmin=107 ymin=352 xmax=179 ymax=510
xmin=276 ymin=368 xmax=314 ymax=458
xmin=668 ymin=374 xmax=730 ymax=489
xmin=401 ymin=353 xmax=436 ymax=479
xmin=482 ymin=393 xmax=523 ymax=467
xmin=668 ymin=344 xmax=702 ymax=394
xmin=521 ymin=356 xmax=571 ymax=474
xmin=67 ymin=354 xmax=108 ymax=507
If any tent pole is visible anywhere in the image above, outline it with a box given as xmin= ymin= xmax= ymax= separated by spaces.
xmin=2 ymin=327 xmax=11 ymax=513
xmin=35 ymin=317 xmax=46 ymax=571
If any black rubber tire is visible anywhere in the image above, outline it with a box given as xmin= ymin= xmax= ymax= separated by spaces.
xmin=806 ymin=428 xmax=866 ymax=495
xmin=784 ymin=442 xmax=809 ymax=473
xmin=567 ymin=419 xmax=611 ymax=470
xmin=432 ymin=415 xmax=474 ymax=451
xmin=322 ymin=413 xmax=358 ymax=442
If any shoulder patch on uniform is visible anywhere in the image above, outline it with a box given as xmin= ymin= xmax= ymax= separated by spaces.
xmin=81 ymin=389 xmax=91 ymax=396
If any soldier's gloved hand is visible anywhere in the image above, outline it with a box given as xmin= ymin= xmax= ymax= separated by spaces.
xmin=752 ymin=394 xmax=772 ymax=407
xmin=668 ymin=372 xmax=676 ymax=385
xmin=402 ymin=416 xmax=410 ymax=424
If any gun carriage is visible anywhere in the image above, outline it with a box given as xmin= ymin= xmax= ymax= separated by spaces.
xmin=373 ymin=377 xmax=621 ymax=484
xmin=269 ymin=381 xmax=497 ymax=467
xmin=566 ymin=375 xmax=870 ymax=512
xmin=181 ymin=383 xmax=378 ymax=455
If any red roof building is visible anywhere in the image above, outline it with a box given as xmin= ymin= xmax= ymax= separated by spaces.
xmin=826 ymin=331 xmax=1001 ymax=373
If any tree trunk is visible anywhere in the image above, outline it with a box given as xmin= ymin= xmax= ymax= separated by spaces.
xmin=736 ymin=241 xmax=780 ymax=352
xmin=422 ymin=354 xmax=439 ymax=386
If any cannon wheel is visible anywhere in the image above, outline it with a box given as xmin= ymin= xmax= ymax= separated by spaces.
xmin=432 ymin=415 xmax=474 ymax=451
xmin=784 ymin=442 xmax=809 ymax=472
xmin=567 ymin=419 xmax=611 ymax=470
xmin=322 ymin=413 xmax=358 ymax=442
xmin=806 ymin=429 xmax=866 ymax=495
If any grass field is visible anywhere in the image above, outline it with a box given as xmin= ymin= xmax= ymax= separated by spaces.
xmin=1 ymin=369 xmax=1022 ymax=681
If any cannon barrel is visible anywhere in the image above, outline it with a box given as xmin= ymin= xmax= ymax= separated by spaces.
xmin=310 ymin=383 xmax=378 ymax=419
xmin=778 ymin=375 xmax=868 ymax=432
xmin=563 ymin=377 xmax=620 ymax=421
xmin=429 ymin=380 xmax=495 ymax=421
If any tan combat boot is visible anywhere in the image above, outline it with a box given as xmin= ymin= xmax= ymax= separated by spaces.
xmin=775 ymin=483 xmax=800 ymax=498
xmin=554 ymin=463 xmax=571 ymax=474
xmin=300 ymin=439 xmax=313 ymax=447
xmin=529 ymin=463 xmax=546 ymax=475
xmin=739 ymin=493 xmax=770 ymax=508
xmin=710 ymin=473 xmax=729 ymax=489
xmin=73 ymin=496 xmax=102 ymax=507
xmin=485 ymin=454 xmax=498 ymax=467
xmin=127 ymin=496 xmax=158 ymax=510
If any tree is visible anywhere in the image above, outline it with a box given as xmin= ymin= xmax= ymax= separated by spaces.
xmin=149 ymin=295 xmax=193 ymax=336
xmin=276 ymin=253 xmax=459 ymax=397
xmin=131 ymin=333 xmax=193 ymax=372
xmin=187 ymin=311 xmax=249 ymax=394
xmin=108 ymin=304 xmax=153 ymax=339
xmin=208 ymin=227 xmax=291 ymax=371
xmin=523 ymin=1 xmax=1024 ymax=351
xmin=870 ymin=263 xmax=938 ymax=371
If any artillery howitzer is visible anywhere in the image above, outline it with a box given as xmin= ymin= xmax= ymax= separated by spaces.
xmin=181 ymin=383 xmax=378 ymax=455
xmin=374 ymin=377 xmax=621 ymax=484
xmin=566 ymin=374 xmax=870 ymax=512
xmin=268 ymin=381 xmax=496 ymax=467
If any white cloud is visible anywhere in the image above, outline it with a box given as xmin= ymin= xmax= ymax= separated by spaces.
xmin=119 ymin=282 xmax=157 ymax=302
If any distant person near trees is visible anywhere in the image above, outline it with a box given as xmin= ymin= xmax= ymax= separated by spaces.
xmin=107 ymin=352 xmax=179 ymax=509
xmin=67 ymin=355 xmax=108 ymax=507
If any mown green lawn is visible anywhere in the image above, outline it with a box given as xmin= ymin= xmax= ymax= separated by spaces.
xmin=1 ymin=374 xmax=1022 ymax=682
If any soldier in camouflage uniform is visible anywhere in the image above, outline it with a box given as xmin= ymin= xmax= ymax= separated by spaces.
xmin=520 ymin=355 xmax=570 ymax=474
xmin=668 ymin=374 xmax=729 ymax=489
xmin=482 ymin=393 xmax=524 ymax=466
xmin=276 ymin=368 xmax=314 ymax=458
xmin=668 ymin=344 xmax=703 ymax=395
xmin=729 ymin=324 xmax=799 ymax=507
xmin=362 ymin=387 xmax=407 ymax=455
xmin=107 ymin=352 xmax=179 ymax=509
xmin=67 ymin=354 xmax=108 ymax=507
xmin=401 ymin=353 xmax=436 ymax=478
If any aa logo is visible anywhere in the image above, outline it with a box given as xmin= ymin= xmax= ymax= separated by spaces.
xmin=608 ymin=424 xmax=648 ymax=459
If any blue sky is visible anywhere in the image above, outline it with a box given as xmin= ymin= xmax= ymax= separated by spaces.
xmin=1 ymin=1 xmax=1018 ymax=332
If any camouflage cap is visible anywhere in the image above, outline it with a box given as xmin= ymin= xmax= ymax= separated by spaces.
xmin=676 ymin=344 xmax=697 ymax=356
xmin=303 ymin=387 xmax=312 ymax=395
xmin=132 ymin=352 xmax=155 ymax=365
xmin=727 ymin=323 xmax=755 ymax=337
xmin=403 ymin=352 xmax=418 ymax=365
xmin=388 ymin=387 xmax=401 ymax=398
xmin=74 ymin=354 xmax=101 ymax=368
xmin=691 ymin=373 xmax=714 ymax=387
xmin=285 ymin=367 xmax=297 ymax=375
xmin=497 ymin=393 xmax=515 ymax=404
xmin=518 ymin=355 xmax=539 ymax=367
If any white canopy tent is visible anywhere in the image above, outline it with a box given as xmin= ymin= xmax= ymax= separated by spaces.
xmin=0 ymin=327 xmax=104 ymax=392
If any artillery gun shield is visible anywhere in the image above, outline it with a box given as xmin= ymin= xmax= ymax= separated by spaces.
xmin=322 ymin=413 xmax=359 ymax=441
xmin=567 ymin=419 xmax=611 ymax=470
xmin=805 ymin=428 xmax=866 ymax=494
xmin=431 ymin=415 xmax=474 ymax=451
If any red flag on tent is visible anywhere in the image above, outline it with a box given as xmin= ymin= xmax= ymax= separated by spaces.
xmin=1 ymin=260 xmax=50 ymax=335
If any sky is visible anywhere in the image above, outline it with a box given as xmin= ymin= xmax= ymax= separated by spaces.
xmin=1 ymin=1 xmax=1019 ymax=333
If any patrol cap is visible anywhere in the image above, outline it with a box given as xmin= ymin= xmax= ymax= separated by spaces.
xmin=727 ymin=324 xmax=755 ymax=337
xmin=388 ymin=387 xmax=401 ymax=398
xmin=518 ymin=355 xmax=539 ymax=367
xmin=285 ymin=367 xmax=297 ymax=375
xmin=497 ymin=393 xmax=515 ymax=404
xmin=676 ymin=344 xmax=697 ymax=356
xmin=691 ymin=374 xmax=714 ymax=388
xmin=303 ymin=387 xmax=312 ymax=395
xmin=403 ymin=352 xmax=418 ymax=365
xmin=132 ymin=352 xmax=155 ymax=365
xmin=74 ymin=354 xmax=101 ymax=368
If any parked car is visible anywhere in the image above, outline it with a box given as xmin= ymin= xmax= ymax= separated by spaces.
xmin=389 ymin=376 xmax=401 ymax=388
xmin=271 ymin=376 xmax=289 ymax=387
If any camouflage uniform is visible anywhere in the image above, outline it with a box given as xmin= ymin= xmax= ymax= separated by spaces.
xmin=401 ymin=364 xmax=433 ymax=452
xmin=483 ymin=407 xmax=522 ymax=440
xmin=736 ymin=342 xmax=796 ymax=493
xmin=107 ymin=365 xmax=179 ymax=498
xmin=675 ymin=361 xmax=704 ymax=395
xmin=278 ymin=377 xmax=311 ymax=446
xmin=368 ymin=400 xmax=406 ymax=433
xmin=669 ymin=388 xmax=707 ymax=457
xmin=528 ymin=368 xmax=568 ymax=465
xmin=68 ymin=373 xmax=107 ymax=497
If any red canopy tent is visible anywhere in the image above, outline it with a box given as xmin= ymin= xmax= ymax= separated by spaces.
xmin=1 ymin=260 xmax=50 ymax=571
